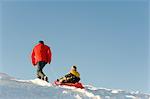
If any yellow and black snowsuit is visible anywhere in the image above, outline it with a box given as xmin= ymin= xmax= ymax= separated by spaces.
xmin=59 ymin=70 xmax=80 ymax=83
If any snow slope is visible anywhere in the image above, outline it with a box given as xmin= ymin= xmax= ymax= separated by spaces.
xmin=0 ymin=73 xmax=149 ymax=99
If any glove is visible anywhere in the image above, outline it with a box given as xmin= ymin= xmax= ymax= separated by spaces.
xmin=33 ymin=63 xmax=37 ymax=66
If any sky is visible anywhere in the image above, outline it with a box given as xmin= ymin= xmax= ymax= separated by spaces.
xmin=0 ymin=0 xmax=149 ymax=93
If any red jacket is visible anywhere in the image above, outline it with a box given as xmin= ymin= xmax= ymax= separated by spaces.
xmin=31 ymin=43 xmax=52 ymax=66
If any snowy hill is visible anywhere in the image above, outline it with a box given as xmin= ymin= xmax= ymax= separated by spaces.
xmin=0 ymin=73 xmax=149 ymax=99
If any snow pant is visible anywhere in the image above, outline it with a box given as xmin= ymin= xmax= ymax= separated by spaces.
xmin=37 ymin=61 xmax=47 ymax=80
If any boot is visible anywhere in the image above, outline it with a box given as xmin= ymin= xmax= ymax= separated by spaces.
xmin=44 ymin=76 xmax=48 ymax=82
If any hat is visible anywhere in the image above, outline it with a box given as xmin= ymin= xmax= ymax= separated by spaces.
xmin=39 ymin=40 xmax=44 ymax=44
xmin=72 ymin=65 xmax=77 ymax=70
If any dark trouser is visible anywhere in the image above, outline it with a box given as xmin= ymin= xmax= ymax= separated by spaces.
xmin=37 ymin=61 xmax=47 ymax=80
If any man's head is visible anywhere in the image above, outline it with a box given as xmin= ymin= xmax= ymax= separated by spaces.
xmin=39 ymin=40 xmax=44 ymax=44
xmin=71 ymin=65 xmax=77 ymax=71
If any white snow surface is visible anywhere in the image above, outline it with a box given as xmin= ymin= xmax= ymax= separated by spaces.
xmin=0 ymin=73 xmax=149 ymax=99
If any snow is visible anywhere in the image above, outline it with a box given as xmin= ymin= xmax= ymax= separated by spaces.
xmin=17 ymin=79 xmax=52 ymax=87
xmin=74 ymin=94 xmax=82 ymax=99
xmin=125 ymin=95 xmax=136 ymax=99
xmin=0 ymin=73 xmax=149 ymax=99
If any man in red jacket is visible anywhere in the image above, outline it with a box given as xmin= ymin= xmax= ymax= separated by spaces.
xmin=31 ymin=41 xmax=52 ymax=82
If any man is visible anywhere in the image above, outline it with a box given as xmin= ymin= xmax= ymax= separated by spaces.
xmin=31 ymin=41 xmax=52 ymax=82
xmin=57 ymin=66 xmax=80 ymax=84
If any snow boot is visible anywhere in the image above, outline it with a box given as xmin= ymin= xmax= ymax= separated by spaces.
xmin=44 ymin=76 xmax=48 ymax=82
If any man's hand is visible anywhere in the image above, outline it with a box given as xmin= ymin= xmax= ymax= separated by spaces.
xmin=48 ymin=60 xmax=51 ymax=64
xmin=33 ymin=63 xmax=37 ymax=66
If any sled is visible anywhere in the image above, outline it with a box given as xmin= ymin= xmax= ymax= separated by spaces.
xmin=54 ymin=81 xmax=84 ymax=89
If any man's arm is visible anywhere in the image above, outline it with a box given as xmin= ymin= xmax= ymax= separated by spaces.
xmin=47 ymin=47 xmax=52 ymax=64
xmin=31 ymin=49 xmax=36 ymax=66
